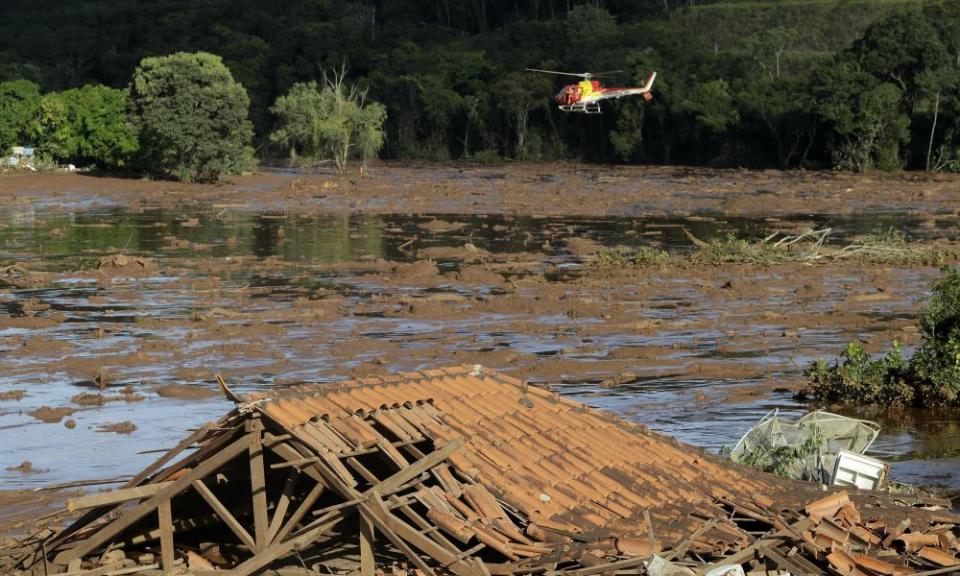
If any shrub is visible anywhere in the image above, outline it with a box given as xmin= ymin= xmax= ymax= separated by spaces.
xmin=911 ymin=270 xmax=960 ymax=405
xmin=31 ymin=85 xmax=137 ymax=169
xmin=270 ymin=68 xmax=387 ymax=175
xmin=802 ymin=341 xmax=914 ymax=406
xmin=800 ymin=268 xmax=960 ymax=407
xmin=128 ymin=52 xmax=253 ymax=182
xmin=0 ymin=79 xmax=41 ymax=153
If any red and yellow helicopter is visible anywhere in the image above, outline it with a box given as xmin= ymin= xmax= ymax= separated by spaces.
xmin=527 ymin=68 xmax=657 ymax=114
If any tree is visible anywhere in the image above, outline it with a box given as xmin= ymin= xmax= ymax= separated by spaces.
xmin=680 ymin=79 xmax=739 ymax=133
xmin=564 ymin=5 xmax=618 ymax=70
xmin=128 ymin=52 xmax=253 ymax=182
xmin=735 ymin=70 xmax=819 ymax=168
xmin=814 ymin=60 xmax=909 ymax=172
xmin=853 ymin=11 xmax=948 ymax=105
xmin=0 ymin=79 xmax=41 ymax=153
xmin=745 ymin=27 xmax=796 ymax=80
xmin=31 ymin=85 xmax=137 ymax=169
xmin=269 ymin=68 xmax=387 ymax=174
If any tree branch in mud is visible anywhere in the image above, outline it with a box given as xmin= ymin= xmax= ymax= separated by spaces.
xmin=591 ymin=228 xmax=959 ymax=270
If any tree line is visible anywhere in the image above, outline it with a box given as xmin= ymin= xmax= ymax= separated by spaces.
xmin=1 ymin=0 xmax=959 ymax=176
xmin=0 ymin=54 xmax=385 ymax=181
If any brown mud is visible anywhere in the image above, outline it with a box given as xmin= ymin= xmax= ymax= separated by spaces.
xmin=0 ymin=163 xmax=959 ymax=217
xmin=1 ymin=164 xmax=959 ymax=498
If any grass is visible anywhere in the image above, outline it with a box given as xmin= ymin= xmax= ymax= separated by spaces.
xmin=591 ymin=246 xmax=670 ymax=269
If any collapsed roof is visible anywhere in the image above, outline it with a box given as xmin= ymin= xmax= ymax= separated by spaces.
xmin=4 ymin=366 xmax=958 ymax=575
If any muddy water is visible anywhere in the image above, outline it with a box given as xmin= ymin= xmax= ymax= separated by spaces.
xmin=1 ymin=205 xmax=958 ymax=491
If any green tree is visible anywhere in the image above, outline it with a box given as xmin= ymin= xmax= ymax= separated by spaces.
xmin=911 ymin=269 xmax=960 ymax=406
xmin=31 ymin=94 xmax=70 ymax=160
xmin=744 ymin=27 xmax=796 ymax=80
xmin=270 ymin=68 xmax=387 ymax=174
xmin=610 ymin=98 xmax=647 ymax=162
xmin=854 ymin=11 xmax=948 ymax=105
xmin=680 ymin=79 xmax=738 ymax=133
xmin=814 ymin=60 xmax=909 ymax=171
xmin=31 ymin=85 xmax=137 ymax=169
xmin=916 ymin=67 xmax=960 ymax=171
xmin=493 ymin=70 xmax=552 ymax=160
xmin=735 ymin=70 xmax=819 ymax=168
xmin=564 ymin=5 xmax=618 ymax=70
xmin=128 ymin=52 xmax=253 ymax=182
xmin=0 ymin=79 xmax=41 ymax=153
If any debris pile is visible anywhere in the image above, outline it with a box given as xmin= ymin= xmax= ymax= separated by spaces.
xmin=730 ymin=409 xmax=885 ymax=487
xmin=1 ymin=366 xmax=956 ymax=576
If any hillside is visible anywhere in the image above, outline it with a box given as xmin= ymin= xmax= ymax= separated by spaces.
xmin=1 ymin=0 xmax=959 ymax=171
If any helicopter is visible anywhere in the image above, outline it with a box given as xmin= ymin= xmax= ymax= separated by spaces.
xmin=527 ymin=68 xmax=657 ymax=114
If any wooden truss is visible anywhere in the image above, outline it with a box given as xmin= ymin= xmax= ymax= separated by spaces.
xmin=23 ymin=400 xmax=555 ymax=575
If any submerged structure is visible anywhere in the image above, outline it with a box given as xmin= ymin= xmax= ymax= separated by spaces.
xmin=4 ymin=366 xmax=958 ymax=575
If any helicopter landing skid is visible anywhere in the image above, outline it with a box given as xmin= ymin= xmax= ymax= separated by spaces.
xmin=560 ymin=102 xmax=602 ymax=114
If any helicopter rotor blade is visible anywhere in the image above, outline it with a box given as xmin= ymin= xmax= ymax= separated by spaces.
xmin=525 ymin=68 xmax=591 ymax=78
xmin=589 ymin=70 xmax=624 ymax=78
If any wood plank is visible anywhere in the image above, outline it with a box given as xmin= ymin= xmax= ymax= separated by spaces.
xmin=762 ymin=543 xmax=824 ymax=576
xmin=264 ymin=436 xmax=355 ymax=498
xmin=372 ymin=437 xmax=465 ymax=497
xmin=249 ymin=419 xmax=269 ymax=552
xmin=46 ymin=424 xmax=218 ymax=561
xmin=362 ymin=493 xmax=480 ymax=576
xmin=692 ymin=538 xmax=786 ymax=576
xmin=158 ymin=499 xmax=174 ymax=571
xmin=360 ymin=511 xmax=376 ymax=576
xmin=126 ymin=422 xmax=215 ymax=488
xmin=192 ymin=479 xmax=257 ymax=551
xmin=226 ymin=508 xmax=348 ymax=576
xmin=559 ymin=555 xmax=649 ymax=576
xmin=267 ymin=469 xmax=300 ymax=544
xmin=66 ymin=482 xmax=173 ymax=511
xmin=377 ymin=438 xmax=411 ymax=470
xmin=359 ymin=500 xmax=438 ymax=576
xmin=263 ymin=435 xmax=324 ymax=484
xmin=273 ymin=481 xmax=326 ymax=544
xmin=154 ymin=422 xmax=241 ymax=483
xmin=57 ymin=434 xmax=249 ymax=565
xmin=395 ymin=500 xmax=460 ymax=551
xmin=348 ymin=457 xmax=381 ymax=485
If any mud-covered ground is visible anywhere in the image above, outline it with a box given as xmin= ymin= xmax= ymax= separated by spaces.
xmin=2 ymin=163 xmax=960 ymax=217
xmin=1 ymin=164 xmax=959 ymax=533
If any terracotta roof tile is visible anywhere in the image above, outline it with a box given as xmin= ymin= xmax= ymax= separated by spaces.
xmin=254 ymin=365 xmax=794 ymax=539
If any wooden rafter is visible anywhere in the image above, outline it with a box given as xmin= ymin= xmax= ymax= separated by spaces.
xmin=55 ymin=433 xmax=249 ymax=565
xmin=248 ymin=417 xmax=270 ymax=552
xmin=266 ymin=469 xmax=300 ymax=544
xmin=192 ymin=478 xmax=257 ymax=551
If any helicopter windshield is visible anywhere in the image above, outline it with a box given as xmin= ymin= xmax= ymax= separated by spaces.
xmin=555 ymin=85 xmax=578 ymax=105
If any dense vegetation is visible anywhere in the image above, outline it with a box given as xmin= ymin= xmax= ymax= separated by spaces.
xmin=270 ymin=69 xmax=387 ymax=174
xmin=801 ymin=268 xmax=960 ymax=407
xmin=128 ymin=52 xmax=253 ymax=181
xmin=1 ymin=0 xmax=959 ymax=170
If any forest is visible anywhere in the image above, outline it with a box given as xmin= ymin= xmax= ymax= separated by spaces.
xmin=1 ymin=0 xmax=959 ymax=172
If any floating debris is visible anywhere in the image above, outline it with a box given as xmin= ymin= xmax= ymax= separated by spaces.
xmin=730 ymin=409 xmax=883 ymax=485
